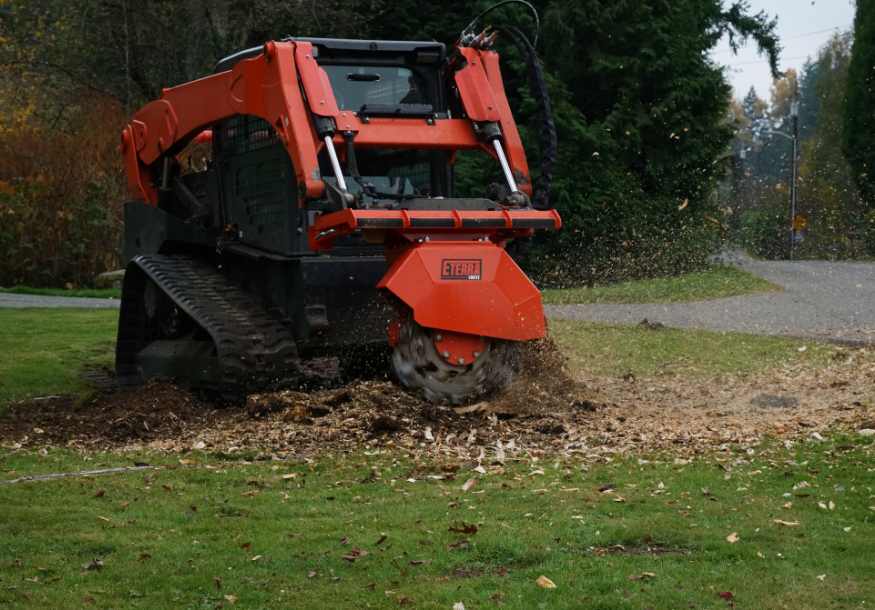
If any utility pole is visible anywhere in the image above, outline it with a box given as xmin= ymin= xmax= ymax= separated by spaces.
xmin=789 ymin=99 xmax=800 ymax=260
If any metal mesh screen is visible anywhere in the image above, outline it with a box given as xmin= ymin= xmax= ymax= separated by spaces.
xmin=218 ymin=115 xmax=279 ymax=155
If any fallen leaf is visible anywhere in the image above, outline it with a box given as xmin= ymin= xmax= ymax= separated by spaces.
xmin=94 ymin=489 xmax=105 ymax=498
xmin=536 ymin=575 xmax=557 ymax=589
xmin=409 ymin=559 xmax=429 ymax=566
xmin=678 ymin=198 xmax=689 ymax=211
xmin=281 ymin=473 xmax=298 ymax=480
xmin=453 ymin=603 xmax=466 ymax=610
xmin=82 ymin=558 xmax=103 ymax=571
xmin=726 ymin=532 xmax=739 ymax=544
xmin=461 ymin=478 xmax=477 ymax=492
xmin=342 ymin=548 xmax=368 ymax=562
xmin=718 ymin=591 xmax=734 ymax=601
xmin=250 ymin=555 xmax=263 ymax=562
xmin=773 ymin=519 xmax=800 ymax=527
xmin=454 ymin=402 xmax=486 ymax=414
xmin=375 ymin=534 xmax=388 ymax=546
xmin=628 ymin=571 xmax=656 ymax=581
xmin=214 ymin=576 xmax=222 ymax=589
xmin=817 ymin=574 xmax=826 ymax=581
xmin=223 ymin=594 xmax=238 ymax=604
xmin=138 ymin=552 xmax=151 ymax=561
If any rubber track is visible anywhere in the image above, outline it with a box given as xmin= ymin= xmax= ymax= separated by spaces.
xmin=118 ymin=254 xmax=303 ymax=392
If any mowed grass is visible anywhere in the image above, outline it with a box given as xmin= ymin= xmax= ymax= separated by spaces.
xmin=0 ymin=286 xmax=121 ymax=299
xmin=0 ymin=309 xmax=118 ymax=404
xmin=542 ymin=265 xmax=779 ymax=305
xmin=1 ymin=439 xmax=874 ymax=609
xmin=551 ymin=320 xmax=835 ymax=377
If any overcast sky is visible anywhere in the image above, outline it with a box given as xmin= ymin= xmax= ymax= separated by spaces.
xmin=709 ymin=0 xmax=856 ymax=101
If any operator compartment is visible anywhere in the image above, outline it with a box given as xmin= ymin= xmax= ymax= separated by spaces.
xmin=309 ymin=38 xmax=456 ymax=218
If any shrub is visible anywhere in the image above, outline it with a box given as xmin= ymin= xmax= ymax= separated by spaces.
xmin=0 ymin=95 xmax=124 ymax=288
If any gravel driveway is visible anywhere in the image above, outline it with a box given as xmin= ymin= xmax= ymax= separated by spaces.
xmin=547 ymin=257 xmax=875 ymax=344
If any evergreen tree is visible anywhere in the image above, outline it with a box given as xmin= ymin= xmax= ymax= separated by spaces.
xmin=843 ymin=0 xmax=875 ymax=249
xmin=797 ymin=59 xmax=821 ymax=141
xmin=799 ymin=33 xmax=865 ymax=258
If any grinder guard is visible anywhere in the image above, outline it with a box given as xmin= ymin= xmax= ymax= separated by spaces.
xmin=378 ymin=241 xmax=545 ymax=342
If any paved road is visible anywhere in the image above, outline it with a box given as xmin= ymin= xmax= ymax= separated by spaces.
xmin=546 ymin=258 xmax=875 ymax=344
xmin=0 ymin=292 xmax=120 ymax=309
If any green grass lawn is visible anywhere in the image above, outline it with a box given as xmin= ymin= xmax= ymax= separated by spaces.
xmin=542 ymin=265 xmax=780 ymax=305
xmin=0 ymin=286 xmax=121 ymax=299
xmin=551 ymin=320 xmax=834 ymax=377
xmin=1 ymin=439 xmax=873 ymax=609
xmin=0 ymin=309 xmax=118 ymax=404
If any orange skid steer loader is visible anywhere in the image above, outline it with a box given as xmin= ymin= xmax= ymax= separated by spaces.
xmin=115 ymin=6 xmax=560 ymax=403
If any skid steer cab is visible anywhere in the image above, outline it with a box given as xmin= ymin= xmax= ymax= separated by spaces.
xmin=117 ymin=31 xmax=560 ymax=404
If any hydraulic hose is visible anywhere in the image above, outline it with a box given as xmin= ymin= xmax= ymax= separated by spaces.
xmin=497 ymin=25 xmax=556 ymax=210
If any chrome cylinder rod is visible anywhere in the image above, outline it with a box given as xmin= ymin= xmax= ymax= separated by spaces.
xmin=324 ymin=135 xmax=348 ymax=191
xmin=492 ymin=138 xmax=519 ymax=193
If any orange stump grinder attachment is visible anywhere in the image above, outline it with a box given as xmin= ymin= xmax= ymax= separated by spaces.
xmin=116 ymin=2 xmax=559 ymax=403
xmin=309 ymin=209 xmax=561 ymax=404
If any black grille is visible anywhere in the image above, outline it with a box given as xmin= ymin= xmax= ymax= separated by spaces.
xmin=218 ymin=115 xmax=278 ymax=155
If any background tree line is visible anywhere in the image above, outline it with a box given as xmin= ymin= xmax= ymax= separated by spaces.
xmin=728 ymin=0 xmax=875 ymax=260
xmin=0 ymin=0 xmax=785 ymax=287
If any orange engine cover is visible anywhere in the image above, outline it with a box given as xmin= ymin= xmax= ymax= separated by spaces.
xmin=378 ymin=241 xmax=545 ymax=341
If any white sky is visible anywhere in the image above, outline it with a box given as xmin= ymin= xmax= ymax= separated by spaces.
xmin=710 ymin=0 xmax=856 ymax=101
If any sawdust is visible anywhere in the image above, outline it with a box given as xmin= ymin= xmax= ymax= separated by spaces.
xmin=1 ymin=346 xmax=873 ymax=459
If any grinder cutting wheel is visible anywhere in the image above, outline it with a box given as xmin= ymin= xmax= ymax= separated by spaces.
xmin=115 ymin=1 xmax=560 ymax=403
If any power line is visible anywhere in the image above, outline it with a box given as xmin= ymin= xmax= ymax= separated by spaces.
xmin=711 ymin=25 xmax=845 ymax=55
xmin=723 ymin=55 xmax=809 ymax=67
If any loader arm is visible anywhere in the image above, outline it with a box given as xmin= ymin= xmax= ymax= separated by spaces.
xmin=121 ymin=41 xmax=531 ymax=205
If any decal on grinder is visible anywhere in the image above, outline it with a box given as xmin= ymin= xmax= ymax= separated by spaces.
xmin=441 ymin=259 xmax=482 ymax=280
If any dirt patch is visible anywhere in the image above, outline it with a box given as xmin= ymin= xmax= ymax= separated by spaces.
xmin=485 ymin=338 xmax=587 ymax=416
xmin=0 ymin=381 xmax=221 ymax=446
xmin=1 ymin=345 xmax=873 ymax=458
